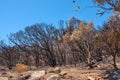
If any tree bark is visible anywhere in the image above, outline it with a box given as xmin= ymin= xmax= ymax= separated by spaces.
xmin=113 ymin=52 xmax=118 ymax=70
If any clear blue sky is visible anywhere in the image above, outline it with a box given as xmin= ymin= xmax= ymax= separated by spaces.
xmin=0 ymin=0 xmax=111 ymax=41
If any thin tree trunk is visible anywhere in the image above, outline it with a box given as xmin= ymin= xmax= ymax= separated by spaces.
xmin=113 ymin=52 xmax=118 ymax=70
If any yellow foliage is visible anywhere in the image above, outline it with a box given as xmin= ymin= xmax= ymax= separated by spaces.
xmin=70 ymin=29 xmax=82 ymax=41
xmin=62 ymin=32 xmax=70 ymax=42
xmin=79 ymin=21 xmax=85 ymax=27
xmin=62 ymin=21 xmax=95 ymax=43
xmin=79 ymin=22 xmax=94 ymax=32
xmin=16 ymin=63 xmax=28 ymax=72
xmin=70 ymin=21 xmax=95 ymax=42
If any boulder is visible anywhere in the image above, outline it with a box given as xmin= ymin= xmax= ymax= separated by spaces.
xmin=28 ymin=70 xmax=46 ymax=80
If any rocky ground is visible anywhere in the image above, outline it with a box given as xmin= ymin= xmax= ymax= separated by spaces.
xmin=0 ymin=63 xmax=120 ymax=80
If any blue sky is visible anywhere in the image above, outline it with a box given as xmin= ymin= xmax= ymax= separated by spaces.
xmin=0 ymin=0 xmax=111 ymax=41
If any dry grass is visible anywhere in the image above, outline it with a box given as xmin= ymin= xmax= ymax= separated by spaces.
xmin=15 ymin=63 xmax=28 ymax=73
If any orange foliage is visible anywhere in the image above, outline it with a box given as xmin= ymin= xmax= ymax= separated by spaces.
xmin=16 ymin=63 xmax=28 ymax=72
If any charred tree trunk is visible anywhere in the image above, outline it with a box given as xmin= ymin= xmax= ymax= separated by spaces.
xmin=112 ymin=52 xmax=118 ymax=70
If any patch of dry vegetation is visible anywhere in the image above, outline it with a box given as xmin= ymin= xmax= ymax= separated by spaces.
xmin=15 ymin=63 xmax=28 ymax=72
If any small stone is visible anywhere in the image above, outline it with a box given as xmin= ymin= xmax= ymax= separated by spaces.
xmin=47 ymin=68 xmax=54 ymax=73
xmin=47 ymin=74 xmax=60 ymax=80
xmin=2 ymin=72 xmax=7 ymax=75
xmin=48 ymin=67 xmax=61 ymax=74
xmin=86 ymin=76 xmax=95 ymax=80
xmin=53 ymin=67 xmax=61 ymax=74
xmin=20 ymin=75 xmax=31 ymax=80
xmin=59 ymin=71 xmax=67 ymax=78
